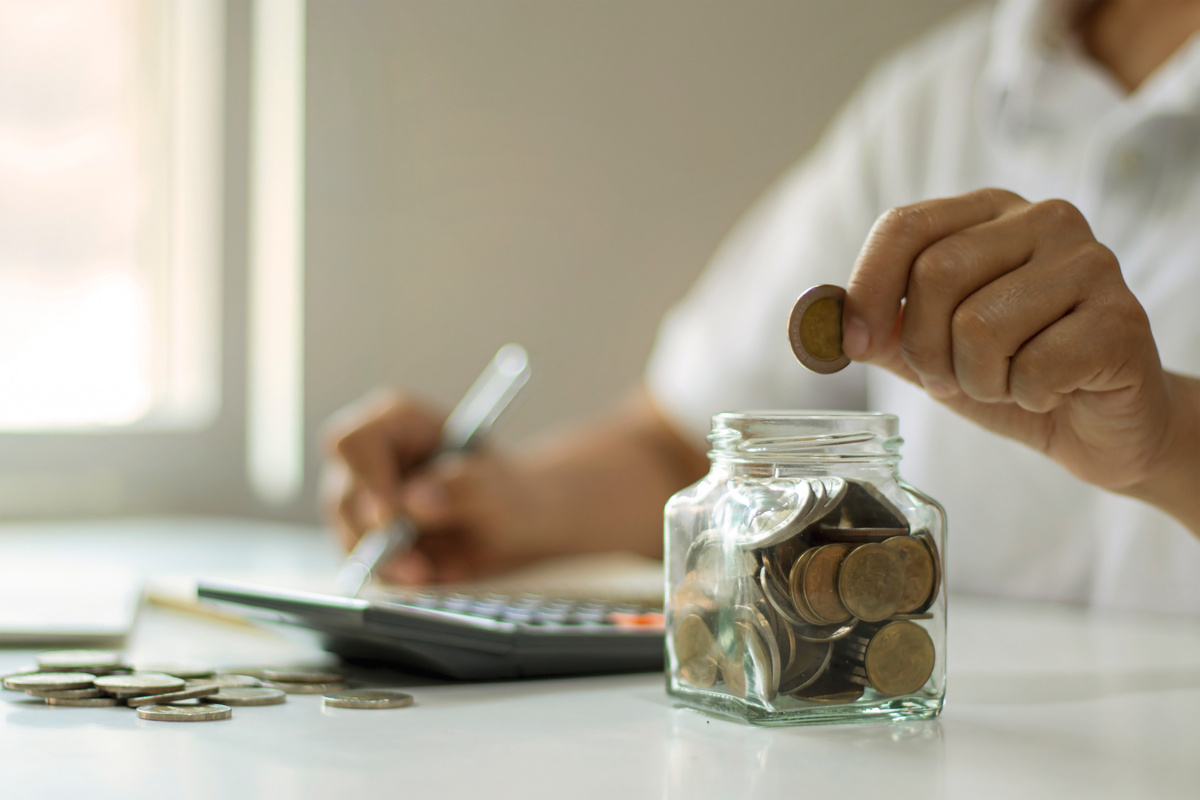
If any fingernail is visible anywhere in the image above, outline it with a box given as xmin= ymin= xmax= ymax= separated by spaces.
xmin=405 ymin=480 xmax=448 ymax=514
xmin=842 ymin=315 xmax=870 ymax=360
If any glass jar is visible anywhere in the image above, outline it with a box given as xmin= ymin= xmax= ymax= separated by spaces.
xmin=665 ymin=412 xmax=946 ymax=726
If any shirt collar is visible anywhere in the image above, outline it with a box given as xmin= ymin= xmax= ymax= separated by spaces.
xmin=981 ymin=0 xmax=1200 ymax=134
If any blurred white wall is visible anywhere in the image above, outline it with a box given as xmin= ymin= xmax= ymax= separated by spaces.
xmin=302 ymin=0 xmax=973 ymax=505
xmin=0 ymin=0 xmax=975 ymax=522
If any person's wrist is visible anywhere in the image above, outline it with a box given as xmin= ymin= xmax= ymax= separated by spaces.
xmin=1120 ymin=372 xmax=1200 ymax=534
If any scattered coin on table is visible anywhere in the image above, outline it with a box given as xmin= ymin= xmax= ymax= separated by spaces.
xmin=137 ymin=703 xmax=232 ymax=722
xmin=204 ymin=687 xmax=286 ymax=706
xmin=323 ymin=690 xmax=414 ymax=709
xmin=3 ymin=652 xmax=415 ymax=725
xmin=95 ymin=673 xmax=185 ymax=697
xmin=5 ymin=672 xmax=97 ymax=691
xmin=189 ymin=674 xmax=262 ymax=689
xmin=123 ymin=684 xmax=222 ymax=707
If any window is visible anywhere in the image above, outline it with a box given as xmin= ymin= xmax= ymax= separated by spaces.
xmin=0 ymin=0 xmax=222 ymax=430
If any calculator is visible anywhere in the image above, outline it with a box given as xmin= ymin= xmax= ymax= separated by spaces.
xmin=196 ymin=579 xmax=665 ymax=680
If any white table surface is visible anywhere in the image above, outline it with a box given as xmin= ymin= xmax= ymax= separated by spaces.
xmin=2 ymin=518 xmax=1199 ymax=800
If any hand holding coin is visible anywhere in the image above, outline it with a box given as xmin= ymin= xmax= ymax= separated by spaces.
xmin=790 ymin=188 xmax=1200 ymax=534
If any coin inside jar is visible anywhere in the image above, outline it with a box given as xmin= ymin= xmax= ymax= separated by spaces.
xmin=881 ymin=536 xmax=935 ymax=613
xmin=837 ymin=542 xmax=905 ymax=622
xmin=673 ymin=614 xmax=715 ymax=663
xmin=788 ymin=284 xmax=850 ymax=374
xmin=678 ymin=656 xmax=719 ymax=689
xmin=802 ymin=543 xmax=853 ymax=624
xmin=861 ymin=620 xmax=936 ymax=697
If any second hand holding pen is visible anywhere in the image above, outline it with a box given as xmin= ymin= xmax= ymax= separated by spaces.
xmin=334 ymin=344 xmax=532 ymax=597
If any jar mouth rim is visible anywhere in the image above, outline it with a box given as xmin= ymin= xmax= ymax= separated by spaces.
xmin=713 ymin=411 xmax=897 ymax=423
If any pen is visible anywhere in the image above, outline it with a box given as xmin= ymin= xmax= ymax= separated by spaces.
xmin=334 ymin=344 xmax=532 ymax=597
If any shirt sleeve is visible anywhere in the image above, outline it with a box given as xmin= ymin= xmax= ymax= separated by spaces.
xmin=644 ymin=69 xmax=892 ymax=446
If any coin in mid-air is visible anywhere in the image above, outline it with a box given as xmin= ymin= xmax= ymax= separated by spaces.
xmin=788 ymin=284 xmax=851 ymax=374
xmin=137 ymin=703 xmax=232 ymax=722
xmin=322 ymin=690 xmax=414 ymax=709
xmin=204 ymin=688 xmax=287 ymax=706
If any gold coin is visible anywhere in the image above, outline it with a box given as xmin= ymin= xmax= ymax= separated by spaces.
xmin=881 ymin=536 xmax=935 ymax=614
xmin=802 ymin=543 xmax=853 ymax=624
xmin=915 ymin=530 xmax=942 ymax=611
xmin=862 ymin=620 xmax=935 ymax=697
xmin=678 ymin=656 xmax=718 ymax=689
xmin=718 ymin=643 xmax=746 ymax=699
xmin=837 ymin=542 xmax=905 ymax=622
xmin=788 ymin=549 xmax=826 ymax=625
xmin=787 ymin=285 xmax=850 ymax=374
xmin=673 ymin=614 xmax=715 ymax=663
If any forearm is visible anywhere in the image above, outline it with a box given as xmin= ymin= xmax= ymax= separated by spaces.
xmin=514 ymin=389 xmax=709 ymax=560
xmin=1122 ymin=371 xmax=1200 ymax=537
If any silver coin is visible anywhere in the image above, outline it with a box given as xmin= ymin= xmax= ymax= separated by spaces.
xmin=322 ymin=689 xmax=414 ymax=709
xmin=758 ymin=565 xmax=809 ymax=628
xmin=261 ymin=680 xmax=348 ymax=695
xmin=732 ymin=481 xmax=815 ymax=550
xmin=732 ymin=606 xmax=780 ymax=700
xmin=5 ymin=672 xmax=96 ymax=691
xmin=215 ymin=666 xmax=270 ymax=679
xmin=95 ymin=673 xmax=185 ymax=696
xmin=204 ymin=687 xmax=287 ymax=706
xmin=123 ymin=684 xmax=221 ymax=707
xmin=47 ymin=697 xmax=120 ymax=707
xmin=134 ymin=664 xmax=214 ymax=680
xmin=36 ymin=650 xmax=124 ymax=671
xmin=137 ymin=703 xmax=232 ymax=722
xmin=261 ymin=669 xmax=344 ymax=684
xmin=26 ymin=687 xmax=105 ymax=699
xmin=187 ymin=674 xmax=261 ymax=689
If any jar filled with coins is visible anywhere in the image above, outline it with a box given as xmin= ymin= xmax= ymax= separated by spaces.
xmin=665 ymin=411 xmax=945 ymax=725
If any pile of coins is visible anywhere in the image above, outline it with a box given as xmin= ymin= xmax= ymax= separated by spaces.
xmin=2 ymin=650 xmax=415 ymax=720
xmin=671 ymin=476 xmax=940 ymax=706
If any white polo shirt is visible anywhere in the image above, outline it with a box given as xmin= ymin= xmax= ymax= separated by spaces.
xmin=646 ymin=0 xmax=1200 ymax=614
